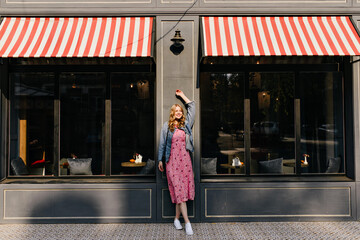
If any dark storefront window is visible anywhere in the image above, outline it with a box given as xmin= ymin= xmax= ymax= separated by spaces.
xmin=201 ymin=73 xmax=245 ymax=175
xmin=10 ymin=73 xmax=55 ymax=176
xmin=200 ymin=56 xmax=346 ymax=177
xmin=8 ymin=58 xmax=155 ymax=178
xmin=111 ymin=73 xmax=155 ymax=175
xmin=300 ymin=72 xmax=344 ymax=174
xmin=60 ymin=73 xmax=106 ymax=176
xmin=250 ymin=72 xmax=295 ymax=174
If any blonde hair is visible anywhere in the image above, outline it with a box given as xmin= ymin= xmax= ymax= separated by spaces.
xmin=168 ymin=104 xmax=185 ymax=132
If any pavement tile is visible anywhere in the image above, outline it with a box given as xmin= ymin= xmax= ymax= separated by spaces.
xmin=0 ymin=222 xmax=360 ymax=240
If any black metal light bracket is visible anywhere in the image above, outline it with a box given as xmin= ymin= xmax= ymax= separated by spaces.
xmin=170 ymin=30 xmax=185 ymax=55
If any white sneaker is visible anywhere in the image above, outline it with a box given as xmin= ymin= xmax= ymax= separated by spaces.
xmin=174 ymin=218 xmax=182 ymax=230
xmin=185 ymin=222 xmax=194 ymax=235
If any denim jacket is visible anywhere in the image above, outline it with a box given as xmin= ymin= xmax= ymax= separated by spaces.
xmin=158 ymin=101 xmax=195 ymax=163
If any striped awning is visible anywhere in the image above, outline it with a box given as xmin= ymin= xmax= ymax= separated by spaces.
xmin=201 ymin=16 xmax=360 ymax=56
xmin=0 ymin=17 xmax=154 ymax=58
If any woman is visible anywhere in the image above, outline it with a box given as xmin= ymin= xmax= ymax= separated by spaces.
xmin=158 ymin=89 xmax=195 ymax=236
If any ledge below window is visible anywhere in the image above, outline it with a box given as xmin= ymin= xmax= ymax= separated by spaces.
xmin=1 ymin=175 xmax=156 ymax=184
xmin=200 ymin=175 xmax=353 ymax=183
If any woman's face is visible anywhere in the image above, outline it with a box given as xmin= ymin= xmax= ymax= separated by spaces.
xmin=174 ymin=106 xmax=183 ymax=120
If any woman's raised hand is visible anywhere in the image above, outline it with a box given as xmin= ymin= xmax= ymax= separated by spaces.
xmin=175 ymin=89 xmax=191 ymax=104
xmin=175 ymin=89 xmax=183 ymax=97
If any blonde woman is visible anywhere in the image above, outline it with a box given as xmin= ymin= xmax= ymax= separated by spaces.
xmin=158 ymin=89 xmax=195 ymax=235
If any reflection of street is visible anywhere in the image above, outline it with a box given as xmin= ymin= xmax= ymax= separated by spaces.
xmin=216 ymin=131 xmax=244 ymax=150
xmin=252 ymin=121 xmax=279 ymax=135
xmin=261 ymin=136 xmax=337 ymax=146
xmin=301 ymin=138 xmax=338 ymax=145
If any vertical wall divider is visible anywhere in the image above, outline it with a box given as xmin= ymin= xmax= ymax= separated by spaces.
xmin=295 ymin=72 xmax=301 ymax=175
xmin=105 ymin=72 xmax=111 ymax=176
xmin=156 ymin=16 xmax=200 ymax=222
xmin=244 ymin=99 xmax=251 ymax=176
xmin=244 ymin=72 xmax=251 ymax=175
xmin=0 ymin=59 xmax=9 ymax=180
xmin=295 ymin=99 xmax=301 ymax=175
xmin=343 ymin=56 xmax=355 ymax=179
xmin=53 ymin=72 xmax=60 ymax=177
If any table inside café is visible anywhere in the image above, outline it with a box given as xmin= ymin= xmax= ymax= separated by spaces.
xmin=121 ymin=162 xmax=146 ymax=174
xmin=220 ymin=148 xmax=259 ymax=174
xmin=220 ymin=163 xmax=244 ymax=174
xmin=121 ymin=162 xmax=146 ymax=167
xmin=282 ymin=159 xmax=309 ymax=173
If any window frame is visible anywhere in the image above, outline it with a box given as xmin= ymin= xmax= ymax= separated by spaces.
xmin=6 ymin=60 xmax=156 ymax=180
xmin=199 ymin=57 xmax=353 ymax=180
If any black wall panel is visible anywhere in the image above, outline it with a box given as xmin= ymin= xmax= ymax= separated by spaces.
xmin=201 ymin=182 xmax=355 ymax=221
xmin=0 ymin=183 xmax=156 ymax=223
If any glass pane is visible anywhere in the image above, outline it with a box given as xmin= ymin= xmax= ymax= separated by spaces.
xmin=200 ymin=73 xmax=245 ymax=175
xmin=250 ymin=72 xmax=295 ymax=174
xmin=111 ymin=73 xmax=155 ymax=175
xmin=300 ymin=72 xmax=344 ymax=174
xmin=60 ymin=73 xmax=105 ymax=176
xmin=10 ymin=73 xmax=54 ymax=176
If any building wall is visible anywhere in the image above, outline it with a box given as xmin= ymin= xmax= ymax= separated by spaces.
xmin=155 ymin=15 xmax=201 ymax=222
xmin=0 ymin=2 xmax=360 ymax=223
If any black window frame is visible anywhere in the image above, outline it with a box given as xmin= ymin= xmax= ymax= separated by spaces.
xmin=5 ymin=58 xmax=156 ymax=181
xmin=199 ymin=56 xmax=354 ymax=181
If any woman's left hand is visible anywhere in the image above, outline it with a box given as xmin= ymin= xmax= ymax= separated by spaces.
xmin=175 ymin=89 xmax=191 ymax=104
xmin=158 ymin=161 xmax=164 ymax=172
xmin=175 ymin=89 xmax=183 ymax=97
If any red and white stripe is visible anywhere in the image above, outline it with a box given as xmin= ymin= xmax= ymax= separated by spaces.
xmin=0 ymin=17 xmax=154 ymax=58
xmin=202 ymin=16 xmax=360 ymax=56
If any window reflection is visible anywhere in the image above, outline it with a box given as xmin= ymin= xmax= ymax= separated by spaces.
xmin=200 ymin=66 xmax=345 ymax=177
xmin=60 ymin=73 xmax=105 ymax=176
xmin=111 ymin=73 xmax=155 ymax=175
xmin=250 ymin=72 xmax=295 ymax=174
xmin=10 ymin=73 xmax=54 ymax=176
xmin=200 ymin=73 xmax=245 ymax=175
xmin=300 ymin=72 xmax=344 ymax=174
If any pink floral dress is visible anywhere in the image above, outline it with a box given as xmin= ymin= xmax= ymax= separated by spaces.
xmin=166 ymin=128 xmax=195 ymax=204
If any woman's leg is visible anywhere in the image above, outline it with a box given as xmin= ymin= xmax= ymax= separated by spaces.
xmin=175 ymin=203 xmax=181 ymax=219
xmin=173 ymin=203 xmax=183 ymax=230
xmin=179 ymin=202 xmax=190 ymax=223
xmin=180 ymin=201 xmax=193 ymax=235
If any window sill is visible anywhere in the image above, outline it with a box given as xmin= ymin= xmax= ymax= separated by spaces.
xmin=1 ymin=175 xmax=156 ymax=184
xmin=200 ymin=175 xmax=353 ymax=183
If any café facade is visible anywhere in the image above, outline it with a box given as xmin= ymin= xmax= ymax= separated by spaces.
xmin=1 ymin=0 xmax=360 ymax=223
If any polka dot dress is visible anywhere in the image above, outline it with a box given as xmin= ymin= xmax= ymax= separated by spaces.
xmin=166 ymin=128 xmax=195 ymax=204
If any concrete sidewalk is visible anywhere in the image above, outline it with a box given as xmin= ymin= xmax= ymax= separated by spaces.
xmin=0 ymin=222 xmax=359 ymax=240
